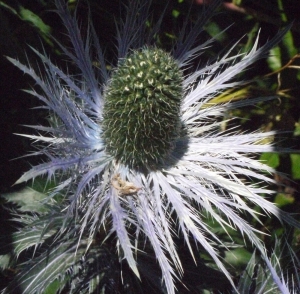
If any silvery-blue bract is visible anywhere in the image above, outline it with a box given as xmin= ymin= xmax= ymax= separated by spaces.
xmin=5 ymin=0 xmax=299 ymax=293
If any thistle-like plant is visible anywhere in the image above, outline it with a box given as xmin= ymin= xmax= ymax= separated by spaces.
xmin=1 ymin=0 xmax=300 ymax=293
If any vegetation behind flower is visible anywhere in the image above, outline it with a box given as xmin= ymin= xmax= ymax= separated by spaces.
xmin=0 ymin=0 xmax=300 ymax=293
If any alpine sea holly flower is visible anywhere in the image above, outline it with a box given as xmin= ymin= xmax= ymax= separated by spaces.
xmin=5 ymin=0 xmax=300 ymax=293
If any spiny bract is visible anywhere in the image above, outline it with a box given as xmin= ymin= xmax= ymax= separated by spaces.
xmin=103 ymin=48 xmax=183 ymax=169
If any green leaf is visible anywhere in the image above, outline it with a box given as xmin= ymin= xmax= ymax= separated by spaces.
xmin=260 ymin=152 xmax=280 ymax=168
xmin=205 ymin=22 xmax=226 ymax=42
xmin=30 ymin=177 xmax=57 ymax=194
xmin=18 ymin=7 xmax=51 ymax=36
xmin=290 ymin=154 xmax=300 ymax=179
xmin=44 ymin=279 xmax=62 ymax=294
xmin=294 ymin=121 xmax=300 ymax=136
xmin=267 ymin=46 xmax=282 ymax=72
xmin=172 ymin=9 xmax=180 ymax=18
xmin=277 ymin=0 xmax=297 ymax=58
xmin=281 ymin=30 xmax=297 ymax=58
xmin=224 ymin=248 xmax=251 ymax=269
xmin=274 ymin=193 xmax=295 ymax=207
xmin=0 ymin=2 xmax=53 ymax=45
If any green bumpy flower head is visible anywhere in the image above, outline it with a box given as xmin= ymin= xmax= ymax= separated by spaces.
xmin=102 ymin=47 xmax=183 ymax=170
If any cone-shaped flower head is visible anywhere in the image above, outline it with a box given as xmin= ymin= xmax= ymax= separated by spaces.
xmin=103 ymin=48 xmax=183 ymax=169
xmin=6 ymin=0 xmax=300 ymax=293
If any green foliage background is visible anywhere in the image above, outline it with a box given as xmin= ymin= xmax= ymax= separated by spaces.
xmin=0 ymin=0 xmax=299 ymax=292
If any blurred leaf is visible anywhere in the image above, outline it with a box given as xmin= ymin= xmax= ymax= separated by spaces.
xmin=233 ymin=0 xmax=242 ymax=6
xmin=172 ymin=9 xmax=180 ymax=18
xmin=267 ymin=46 xmax=282 ymax=72
xmin=294 ymin=121 xmax=300 ymax=136
xmin=274 ymin=193 xmax=295 ymax=207
xmin=0 ymin=1 xmax=53 ymax=45
xmin=224 ymin=247 xmax=252 ymax=270
xmin=277 ymin=0 xmax=297 ymax=58
xmin=260 ymin=152 xmax=280 ymax=169
xmin=290 ymin=154 xmax=300 ymax=179
xmin=18 ymin=7 xmax=51 ymax=36
xmin=44 ymin=280 xmax=61 ymax=294
xmin=205 ymin=22 xmax=226 ymax=42
xmin=281 ymin=30 xmax=297 ymax=58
